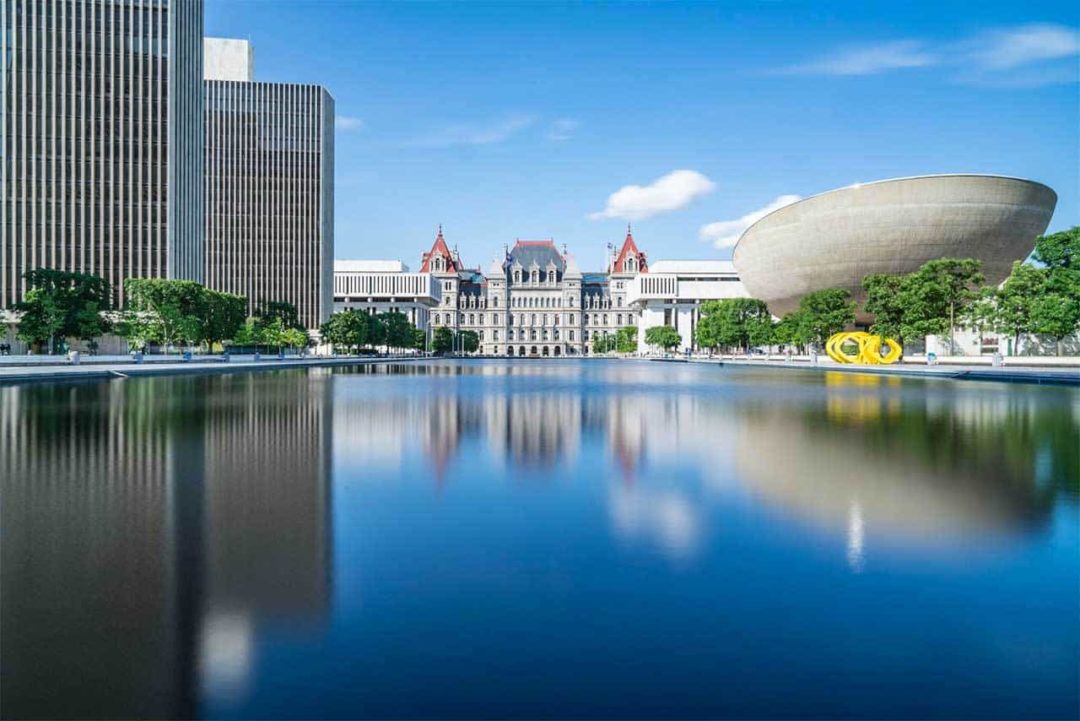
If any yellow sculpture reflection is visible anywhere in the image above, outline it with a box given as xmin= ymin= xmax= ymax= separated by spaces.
xmin=826 ymin=331 xmax=902 ymax=365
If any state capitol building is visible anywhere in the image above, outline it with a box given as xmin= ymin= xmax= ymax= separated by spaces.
xmin=333 ymin=227 xmax=747 ymax=357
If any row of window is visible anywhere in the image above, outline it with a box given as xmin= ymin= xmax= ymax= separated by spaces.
xmin=429 ymin=312 xmax=635 ymax=327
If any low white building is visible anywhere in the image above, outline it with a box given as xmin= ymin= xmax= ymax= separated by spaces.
xmin=626 ymin=260 xmax=749 ymax=353
xmin=332 ymin=260 xmax=442 ymax=336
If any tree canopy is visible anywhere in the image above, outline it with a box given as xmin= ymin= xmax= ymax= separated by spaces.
xmin=432 ymin=326 xmax=454 ymax=355
xmin=615 ymin=326 xmax=637 ymax=353
xmin=1032 ymin=226 xmax=1078 ymax=270
xmin=14 ymin=269 xmax=112 ymax=353
xmin=695 ymin=298 xmax=773 ymax=352
xmin=795 ymin=288 xmax=856 ymax=348
xmin=645 ymin=325 xmax=681 ymax=351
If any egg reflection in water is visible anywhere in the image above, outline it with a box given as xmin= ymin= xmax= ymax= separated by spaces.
xmin=2 ymin=360 xmax=1076 ymax=720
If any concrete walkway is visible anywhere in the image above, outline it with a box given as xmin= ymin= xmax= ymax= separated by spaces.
xmin=0 ymin=355 xmax=424 ymax=384
xmin=683 ymin=357 xmax=1080 ymax=386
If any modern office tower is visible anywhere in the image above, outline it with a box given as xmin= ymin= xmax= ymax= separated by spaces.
xmin=203 ymin=38 xmax=334 ymax=331
xmin=1 ymin=0 xmax=205 ymax=308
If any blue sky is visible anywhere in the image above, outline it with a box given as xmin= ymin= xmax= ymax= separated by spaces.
xmin=206 ymin=1 xmax=1079 ymax=271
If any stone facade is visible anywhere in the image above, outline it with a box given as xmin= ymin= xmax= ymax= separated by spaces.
xmin=423 ymin=227 xmax=648 ymax=356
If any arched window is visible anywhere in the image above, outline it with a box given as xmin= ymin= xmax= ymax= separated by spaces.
xmin=531 ymin=270 xmax=539 ymax=283
xmin=531 ymin=313 xmax=537 ymax=325
xmin=548 ymin=270 xmax=555 ymax=283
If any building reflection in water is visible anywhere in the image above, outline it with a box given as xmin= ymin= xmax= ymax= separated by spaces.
xmin=333 ymin=363 xmax=1077 ymax=564
xmin=2 ymin=362 xmax=1076 ymax=718
xmin=0 ymin=373 xmax=333 ymax=720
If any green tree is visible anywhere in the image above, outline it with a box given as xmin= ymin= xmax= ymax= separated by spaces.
xmin=199 ymin=290 xmax=247 ymax=352
xmin=796 ymin=288 xmax=856 ymax=349
xmin=255 ymin=301 xmax=305 ymax=331
xmin=121 ymin=278 xmax=204 ymax=352
xmin=432 ymin=326 xmax=454 ymax=355
xmin=863 ymin=273 xmax=908 ymax=344
xmin=994 ymin=261 xmax=1045 ymax=354
xmin=281 ymin=327 xmax=310 ymax=353
xmin=694 ymin=298 xmax=773 ymax=353
xmin=15 ymin=288 xmax=66 ymax=354
xmin=645 ymin=325 xmax=681 ymax=352
xmin=903 ymin=258 xmax=984 ymax=354
xmin=961 ymin=288 xmax=999 ymax=342
xmin=615 ymin=326 xmax=637 ymax=353
xmin=233 ymin=317 xmax=262 ymax=348
xmin=1032 ymin=226 xmax=1078 ymax=270
xmin=592 ymin=332 xmax=614 ymax=354
xmin=772 ymin=312 xmax=798 ymax=349
xmin=377 ymin=311 xmax=414 ymax=352
xmin=459 ymin=329 xmax=480 ymax=354
xmin=367 ymin=312 xmax=387 ymax=349
xmin=13 ymin=269 xmax=112 ymax=353
xmin=319 ymin=310 xmax=370 ymax=354
xmin=259 ymin=317 xmax=288 ymax=352
xmin=411 ymin=327 xmax=428 ymax=352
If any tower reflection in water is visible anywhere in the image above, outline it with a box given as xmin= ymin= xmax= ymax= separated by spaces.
xmin=2 ymin=362 xmax=1076 ymax=719
xmin=1 ymin=373 xmax=333 ymax=719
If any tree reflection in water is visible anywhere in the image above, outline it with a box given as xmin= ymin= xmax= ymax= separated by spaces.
xmin=2 ymin=361 xmax=1076 ymax=719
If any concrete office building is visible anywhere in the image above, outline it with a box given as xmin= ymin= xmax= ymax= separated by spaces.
xmin=626 ymin=260 xmax=749 ymax=354
xmin=332 ymin=259 xmax=442 ymax=334
xmin=203 ymin=38 xmax=334 ymax=330
xmin=1 ymin=0 xmax=205 ymax=308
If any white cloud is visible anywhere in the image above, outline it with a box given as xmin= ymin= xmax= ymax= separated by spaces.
xmin=405 ymin=114 xmax=536 ymax=148
xmin=699 ymin=194 xmax=801 ymax=249
xmin=965 ymin=23 xmax=1080 ymax=70
xmin=590 ymin=170 xmax=716 ymax=221
xmin=546 ymin=118 xmax=579 ymax=141
xmin=781 ymin=40 xmax=936 ymax=76
xmin=336 ymin=115 xmax=364 ymax=131
xmin=777 ymin=24 xmax=1080 ymax=86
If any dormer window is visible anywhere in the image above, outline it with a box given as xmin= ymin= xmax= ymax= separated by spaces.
xmin=531 ymin=270 xmax=538 ymax=283
xmin=514 ymin=270 xmax=521 ymax=283
xmin=548 ymin=270 xmax=555 ymax=283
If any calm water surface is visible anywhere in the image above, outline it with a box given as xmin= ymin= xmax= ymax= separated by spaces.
xmin=2 ymin=360 xmax=1078 ymax=719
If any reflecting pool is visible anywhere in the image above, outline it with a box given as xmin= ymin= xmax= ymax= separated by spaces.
xmin=2 ymin=360 xmax=1077 ymax=719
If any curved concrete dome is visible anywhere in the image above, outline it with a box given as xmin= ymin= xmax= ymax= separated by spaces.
xmin=732 ymin=175 xmax=1057 ymax=319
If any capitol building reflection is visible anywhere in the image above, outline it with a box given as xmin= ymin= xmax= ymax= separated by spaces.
xmin=2 ymin=362 xmax=1075 ymax=718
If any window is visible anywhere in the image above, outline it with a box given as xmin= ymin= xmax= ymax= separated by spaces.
xmin=617 ymin=297 xmax=623 ymax=307
xmin=514 ymin=270 xmax=521 ymax=283
xmin=569 ymin=330 xmax=575 ymax=341
xmin=617 ymin=314 xmax=623 ymax=325
xmin=548 ymin=270 xmax=555 ymax=282
xmin=493 ymin=330 xmax=499 ymax=341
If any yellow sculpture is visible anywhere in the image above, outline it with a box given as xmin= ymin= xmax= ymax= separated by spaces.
xmin=825 ymin=331 xmax=902 ymax=365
